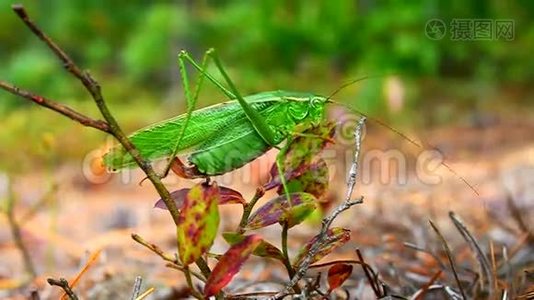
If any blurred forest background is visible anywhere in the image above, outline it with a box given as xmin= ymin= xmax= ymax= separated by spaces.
xmin=0 ymin=0 xmax=533 ymax=172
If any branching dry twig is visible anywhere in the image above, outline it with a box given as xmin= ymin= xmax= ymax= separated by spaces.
xmin=1 ymin=4 xmax=181 ymax=226
xmin=131 ymin=233 xmax=205 ymax=282
xmin=271 ymin=117 xmax=367 ymax=299
xmin=47 ymin=278 xmax=78 ymax=300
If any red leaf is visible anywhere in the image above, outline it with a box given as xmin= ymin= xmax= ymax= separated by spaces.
xmin=154 ymin=188 xmax=188 ymax=210
xmin=176 ymin=182 xmax=220 ymax=265
xmin=155 ymin=184 xmax=245 ymax=209
xmin=218 ymin=186 xmax=246 ymax=205
xmin=293 ymin=227 xmax=351 ymax=267
xmin=204 ymin=235 xmax=262 ymax=297
xmin=245 ymin=193 xmax=316 ymax=230
xmin=327 ymin=263 xmax=353 ymax=292
xmin=222 ymin=232 xmax=284 ymax=261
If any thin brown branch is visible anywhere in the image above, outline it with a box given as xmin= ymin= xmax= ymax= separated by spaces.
xmin=0 ymin=81 xmax=110 ymax=132
xmin=429 ymin=219 xmax=467 ymax=299
xmin=5 ymin=180 xmax=36 ymax=279
xmin=8 ymin=4 xmax=181 ymax=225
xmin=131 ymin=233 xmax=205 ymax=282
xmin=47 ymin=278 xmax=78 ymax=300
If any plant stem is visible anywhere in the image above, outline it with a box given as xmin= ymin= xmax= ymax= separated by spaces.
xmin=184 ymin=266 xmax=204 ymax=299
xmin=238 ymin=187 xmax=265 ymax=231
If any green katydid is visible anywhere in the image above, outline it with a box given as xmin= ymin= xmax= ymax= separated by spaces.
xmin=103 ymin=49 xmax=334 ymax=183
xmin=103 ymin=48 xmax=478 ymax=196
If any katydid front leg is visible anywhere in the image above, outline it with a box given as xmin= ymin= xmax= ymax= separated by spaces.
xmin=161 ymin=50 xmax=210 ymax=177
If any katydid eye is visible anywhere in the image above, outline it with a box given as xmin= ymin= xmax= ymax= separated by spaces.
xmin=310 ymin=97 xmax=322 ymax=107
xmin=288 ymin=103 xmax=309 ymax=120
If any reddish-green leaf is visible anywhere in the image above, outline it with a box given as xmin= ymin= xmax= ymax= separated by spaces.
xmin=293 ymin=227 xmax=351 ymax=267
xmin=265 ymin=122 xmax=335 ymax=190
xmin=278 ymin=158 xmax=329 ymax=200
xmin=245 ymin=193 xmax=317 ymax=230
xmin=204 ymin=234 xmax=262 ymax=297
xmin=218 ymin=186 xmax=246 ymax=205
xmin=177 ymin=182 xmax=220 ymax=265
xmin=155 ymin=184 xmax=244 ymax=209
xmin=327 ymin=263 xmax=353 ymax=291
xmin=222 ymin=232 xmax=284 ymax=261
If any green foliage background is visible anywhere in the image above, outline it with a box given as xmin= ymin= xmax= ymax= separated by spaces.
xmin=0 ymin=0 xmax=532 ymax=171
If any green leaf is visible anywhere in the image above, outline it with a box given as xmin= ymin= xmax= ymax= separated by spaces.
xmin=204 ymin=234 xmax=262 ymax=297
xmin=177 ymin=182 xmax=220 ymax=265
xmin=292 ymin=227 xmax=351 ymax=267
xmin=245 ymin=193 xmax=317 ymax=230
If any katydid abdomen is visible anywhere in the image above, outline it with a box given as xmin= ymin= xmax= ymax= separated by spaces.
xmin=103 ymin=91 xmax=326 ymax=176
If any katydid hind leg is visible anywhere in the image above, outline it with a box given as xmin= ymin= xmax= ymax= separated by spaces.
xmin=206 ymin=49 xmax=279 ymax=147
xmin=181 ymin=49 xmax=279 ymax=148
xmin=178 ymin=49 xmax=235 ymax=100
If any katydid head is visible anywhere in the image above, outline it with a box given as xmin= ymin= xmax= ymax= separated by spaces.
xmin=278 ymin=91 xmax=328 ymax=126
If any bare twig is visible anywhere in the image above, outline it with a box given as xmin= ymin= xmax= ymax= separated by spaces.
xmin=0 ymin=81 xmax=111 ymax=132
xmin=271 ymin=118 xmax=366 ymax=299
xmin=429 ymin=219 xmax=467 ymax=299
xmin=5 ymin=180 xmax=36 ymax=279
xmin=130 ymin=276 xmax=143 ymax=300
xmin=345 ymin=117 xmax=366 ymax=201
xmin=449 ymin=212 xmax=494 ymax=295
xmin=131 ymin=233 xmax=205 ymax=282
xmin=4 ymin=4 xmax=180 ymax=225
xmin=47 ymin=278 xmax=78 ymax=300
xmin=19 ymin=183 xmax=58 ymax=225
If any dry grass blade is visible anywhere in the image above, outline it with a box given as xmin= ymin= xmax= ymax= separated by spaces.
xmin=412 ymin=270 xmax=443 ymax=300
xmin=356 ymin=248 xmax=382 ymax=298
xmin=134 ymin=287 xmax=155 ymax=300
xmin=449 ymin=211 xmax=494 ymax=295
xmin=61 ymin=249 xmax=101 ymax=300
xmin=429 ymin=219 xmax=467 ymax=299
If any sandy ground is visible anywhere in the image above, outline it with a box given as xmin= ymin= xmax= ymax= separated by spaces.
xmin=0 ymin=118 xmax=533 ymax=299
